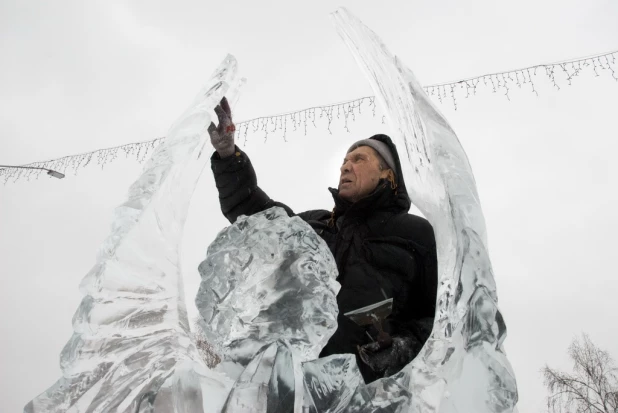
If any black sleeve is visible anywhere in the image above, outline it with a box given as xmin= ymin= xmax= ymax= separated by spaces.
xmin=415 ymin=219 xmax=438 ymax=319
xmin=211 ymin=147 xmax=294 ymax=224
xmin=393 ymin=217 xmax=438 ymax=358
xmin=405 ymin=219 xmax=438 ymax=351
xmin=362 ymin=219 xmax=438 ymax=378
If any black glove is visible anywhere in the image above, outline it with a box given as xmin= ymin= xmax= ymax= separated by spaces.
xmin=208 ymin=97 xmax=236 ymax=158
xmin=357 ymin=336 xmax=417 ymax=377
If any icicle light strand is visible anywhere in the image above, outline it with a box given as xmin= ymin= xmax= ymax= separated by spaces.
xmin=1 ymin=49 xmax=616 ymax=183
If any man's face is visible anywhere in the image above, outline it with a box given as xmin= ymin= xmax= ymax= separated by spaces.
xmin=338 ymin=146 xmax=390 ymax=203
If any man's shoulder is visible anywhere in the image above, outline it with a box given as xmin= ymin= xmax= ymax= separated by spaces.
xmin=382 ymin=212 xmax=435 ymax=247
xmin=297 ymin=209 xmax=331 ymax=222
xmin=391 ymin=212 xmax=432 ymax=230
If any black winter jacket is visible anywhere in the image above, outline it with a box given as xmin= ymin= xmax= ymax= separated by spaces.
xmin=210 ymin=134 xmax=438 ymax=382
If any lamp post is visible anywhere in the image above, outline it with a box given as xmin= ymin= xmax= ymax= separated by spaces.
xmin=0 ymin=165 xmax=65 ymax=179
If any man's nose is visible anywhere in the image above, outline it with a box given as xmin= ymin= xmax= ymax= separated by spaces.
xmin=340 ymin=160 xmax=351 ymax=173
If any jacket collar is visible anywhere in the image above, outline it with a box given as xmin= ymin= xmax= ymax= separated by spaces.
xmin=329 ymin=179 xmax=402 ymax=221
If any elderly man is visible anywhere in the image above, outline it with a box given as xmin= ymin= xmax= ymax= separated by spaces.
xmin=209 ymin=97 xmax=437 ymax=382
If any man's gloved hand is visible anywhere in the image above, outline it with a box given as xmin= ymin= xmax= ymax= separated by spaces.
xmin=357 ymin=336 xmax=416 ymax=377
xmin=208 ymin=97 xmax=236 ymax=158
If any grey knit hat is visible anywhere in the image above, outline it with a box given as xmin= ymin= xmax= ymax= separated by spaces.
xmin=347 ymin=139 xmax=396 ymax=173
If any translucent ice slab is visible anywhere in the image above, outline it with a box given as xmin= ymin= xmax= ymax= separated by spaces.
xmin=327 ymin=7 xmax=518 ymax=413
xmin=24 ymin=55 xmax=244 ymax=413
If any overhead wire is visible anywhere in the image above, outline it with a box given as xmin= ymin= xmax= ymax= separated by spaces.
xmin=1 ymin=48 xmax=616 ymax=183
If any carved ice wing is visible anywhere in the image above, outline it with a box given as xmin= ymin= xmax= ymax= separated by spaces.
xmin=25 ymin=55 xmax=244 ymax=413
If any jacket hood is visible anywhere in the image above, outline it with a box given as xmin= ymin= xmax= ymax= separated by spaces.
xmin=368 ymin=134 xmax=411 ymax=211
xmin=330 ymin=134 xmax=411 ymax=217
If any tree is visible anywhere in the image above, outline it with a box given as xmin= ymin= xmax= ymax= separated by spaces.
xmin=543 ymin=333 xmax=618 ymax=413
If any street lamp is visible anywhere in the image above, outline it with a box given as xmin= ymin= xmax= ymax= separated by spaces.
xmin=0 ymin=165 xmax=65 ymax=179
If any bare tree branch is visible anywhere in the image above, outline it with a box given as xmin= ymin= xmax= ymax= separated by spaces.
xmin=543 ymin=334 xmax=618 ymax=413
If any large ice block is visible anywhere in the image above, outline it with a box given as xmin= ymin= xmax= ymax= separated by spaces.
xmin=24 ymin=55 xmax=244 ymax=413
xmin=196 ymin=207 xmax=340 ymax=366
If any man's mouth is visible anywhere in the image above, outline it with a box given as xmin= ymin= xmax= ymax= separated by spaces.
xmin=340 ymin=178 xmax=352 ymax=185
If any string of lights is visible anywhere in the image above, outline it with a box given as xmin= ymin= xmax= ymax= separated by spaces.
xmin=1 ymin=49 xmax=616 ymax=183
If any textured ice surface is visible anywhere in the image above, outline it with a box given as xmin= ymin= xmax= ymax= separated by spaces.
xmin=301 ymin=354 xmax=363 ymax=413
xmin=329 ymin=7 xmax=518 ymax=413
xmin=196 ymin=207 xmax=340 ymax=365
xmin=24 ymin=55 xmax=244 ymax=413
xmin=220 ymin=341 xmax=303 ymax=413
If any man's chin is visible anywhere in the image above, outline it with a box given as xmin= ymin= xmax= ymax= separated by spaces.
xmin=338 ymin=191 xmax=355 ymax=203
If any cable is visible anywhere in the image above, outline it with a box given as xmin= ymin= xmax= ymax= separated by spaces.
xmin=1 ymin=48 xmax=616 ymax=183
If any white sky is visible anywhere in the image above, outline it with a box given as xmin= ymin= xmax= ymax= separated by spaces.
xmin=1 ymin=1 xmax=617 ymax=412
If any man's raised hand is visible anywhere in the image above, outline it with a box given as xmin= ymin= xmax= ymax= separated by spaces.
xmin=208 ymin=97 xmax=236 ymax=158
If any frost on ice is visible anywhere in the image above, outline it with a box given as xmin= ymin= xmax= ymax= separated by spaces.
xmin=25 ymin=7 xmax=517 ymax=413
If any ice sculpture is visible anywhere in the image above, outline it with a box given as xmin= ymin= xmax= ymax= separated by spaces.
xmin=24 ymin=55 xmax=245 ymax=413
xmin=195 ymin=207 xmax=340 ymax=366
xmin=327 ymin=7 xmax=518 ymax=413
xmin=25 ymin=7 xmax=518 ymax=413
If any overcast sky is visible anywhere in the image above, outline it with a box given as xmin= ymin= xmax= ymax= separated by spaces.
xmin=1 ymin=1 xmax=617 ymax=412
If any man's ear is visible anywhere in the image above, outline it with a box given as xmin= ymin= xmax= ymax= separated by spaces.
xmin=382 ymin=169 xmax=397 ymax=190
xmin=380 ymin=168 xmax=393 ymax=180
